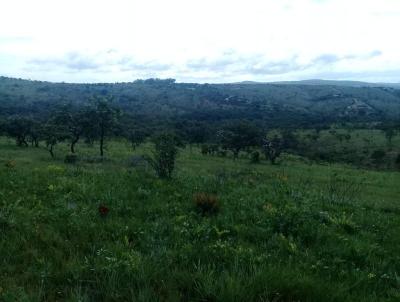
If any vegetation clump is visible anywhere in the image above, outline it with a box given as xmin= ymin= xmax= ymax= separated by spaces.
xmin=64 ymin=154 xmax=79 ymax=164
xmin=193 ymin=192 xmax=219 ymax=215
xmin=250 ymin=151 xmax=260 ymax=163
xmin=145 ymin=132 xmax=178 ymax=179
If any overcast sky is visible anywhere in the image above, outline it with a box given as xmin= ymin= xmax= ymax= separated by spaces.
xmin=1 ymin=0 xmax=399 ymax=83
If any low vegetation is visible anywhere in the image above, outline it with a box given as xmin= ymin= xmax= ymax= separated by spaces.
xmin=0 ymin=138 xmax=399 ymax=301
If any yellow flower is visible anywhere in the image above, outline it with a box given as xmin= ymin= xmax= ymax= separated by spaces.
xmin=263 ymin=203 xmax=276 ymax=214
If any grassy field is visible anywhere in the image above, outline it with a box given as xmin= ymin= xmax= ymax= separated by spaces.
xmin=0 ymin=137 xmax=400 ymax=301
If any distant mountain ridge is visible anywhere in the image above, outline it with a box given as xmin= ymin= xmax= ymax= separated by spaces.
xmin=237 ymin=79 xmax=400 ymax=88
xmin=1 ymin=76 xmax=399 ymax=128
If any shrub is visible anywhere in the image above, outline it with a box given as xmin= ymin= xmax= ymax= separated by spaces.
xmin=64 ymin=154 xmax=78 ymax=164
xmin=250 ymin=151 xmax=260 ymax=163
xmin=217 ymin=150 xmax=227 ymax=157
xmin=193 ymin=192 xmax=219 ymax=215
xmin=145 ymin=132 xmax=178 ymax=179
xmin=201 ymin=144 xmax=209 ymax=155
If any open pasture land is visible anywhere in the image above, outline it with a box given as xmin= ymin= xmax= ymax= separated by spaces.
xmin=0 ymin=138 xmax=400 ymax=301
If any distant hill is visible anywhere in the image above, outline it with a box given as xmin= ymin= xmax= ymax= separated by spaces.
xmin=236 ymin=79 xmax=400 ymax=88
xmin=271 ymin=79 xmax=400 ymax=88
xmin=1 ymin=76 xmax=399 ymax=128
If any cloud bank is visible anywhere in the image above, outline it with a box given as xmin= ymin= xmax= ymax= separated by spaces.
xmin=0 ymin=0 xmax=399 ymax=83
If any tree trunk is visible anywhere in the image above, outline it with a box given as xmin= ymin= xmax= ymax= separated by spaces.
xmin=100 ymin=129 xmax=104 ymax=157
xmin=71 ymin=135 xmax=79 ymax=153
xmin=49 ymin=145 xmax=54 ymax=158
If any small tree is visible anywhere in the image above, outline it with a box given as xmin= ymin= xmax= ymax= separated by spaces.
xmin=384 ymin=128 xmax=395 ymax=150
xmin=5 ymin=117 xmax=32 ymax=147
xmin=262 ymin=136 xmax=282 ymax=164
xmin=42 ymin=121 xmax=63 ymax=158
xmin=54 ymin=104 xmax=92 ymax=153
xmin=88 ymin=96 xmax=120 ymax=157
xmin=28 ymin=120 xmax=43 ymax=147
xmin=217 ymin=121 xmax=261 ymax=159
xmin=126 ymin=128 xmax=147 ymax=150
xmin=145 ymin=132 xmax=178 ymax=179
xmin=250 ymin=150 xmax=260 ymax=164
xmin=395 ymin=153 xmax=400 ymax=170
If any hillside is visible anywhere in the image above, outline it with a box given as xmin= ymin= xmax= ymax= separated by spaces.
xmin=1 ymin=77 xmax=400 ymax=128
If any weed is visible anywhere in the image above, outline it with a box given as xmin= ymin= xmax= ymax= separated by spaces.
xmin=193 ymin=192 xmax=219 ymax=215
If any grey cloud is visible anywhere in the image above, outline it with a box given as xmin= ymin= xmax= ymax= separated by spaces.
xmin=28 ymin=51 xmax=173 ymax=74
xmin=29 ymin=52 xmax=101 ymax=71
xmin=122 ymin=61 xmax=172 ymax=72
xmin=312 ymin=54 xmax=340 ymax=65
xmin=185 ymin=53 xmax=305 ymax=75
xmin=311 ymin=50 xmax=382 ymax=67
xmin=183 ymin=49 xmax=385 ymax=78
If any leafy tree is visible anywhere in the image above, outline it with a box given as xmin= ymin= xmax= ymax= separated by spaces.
xmin=125 ymin=128 xmax=147 ymax=150
xmin=395 ymin=153 xmax=400 ymax=170
xmin=145 ymin=132 xmax=179 ymax=178
xmin=262 ymin=136 xmax=282 ymax=164
xmin=217 ymin=121 xmax=261 ymax=159
xmin=54 ymin=104 xmax=92 ymax=153
xmin=384 ymin=128 xmax=395 ymax=149
xmin=5 ymin=117 xmax=33 ymax=146
xmin=41 ymin=118 xmax=64 ymax=158
xmin=89 ymin=97 xmax=120 ymax=157
xmin=28 ymin=120 xmax=45 ymax=147
xmin=280 ymin=129 xmax=298 ymax=150
xmin=250 ymin=151 xmax=260 ymax=164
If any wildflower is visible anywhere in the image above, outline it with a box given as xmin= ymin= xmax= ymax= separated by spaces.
xmin=263 ymin=202 xmax=276 ymax=214
xmin=98 ymin=205 xmax=110 ymax=217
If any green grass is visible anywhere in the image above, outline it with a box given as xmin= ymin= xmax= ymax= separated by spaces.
xmin=1 ymin=138 xmax=400 ymax=301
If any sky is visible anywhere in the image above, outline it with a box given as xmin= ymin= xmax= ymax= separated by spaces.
xmin=0 ymin=0 xmax=399 ymax=83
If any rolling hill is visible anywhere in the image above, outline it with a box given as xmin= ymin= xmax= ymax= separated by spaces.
xmin=1 ymin=76 xmax=400 ymax=128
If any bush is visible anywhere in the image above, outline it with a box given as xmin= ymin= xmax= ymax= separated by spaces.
xmin=201 ymin=144 xmax=209 ymax=155
xmin=250 ymin=151 xmax=260 ymax=163
xmin=145 ymin=133 xmax=178 ymax=179
xmin=217 ymin=150 xmax=227 ymax=157
xmin=193 ymin=192 xmax=219 ymax=215
xmin=64 ymin=154 xmax=78 ymax=164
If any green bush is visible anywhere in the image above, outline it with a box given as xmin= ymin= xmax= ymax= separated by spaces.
xmin=145 ymin=133 xmax=178 ymax=179
xmin=64 ymin=154 xmax=78 ymax=164
xmin=250 ymin=151 xmax=260 ymax=164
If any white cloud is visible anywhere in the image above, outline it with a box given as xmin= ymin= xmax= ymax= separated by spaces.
xmin=0 ymin=0 xmax=399 ymax=83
